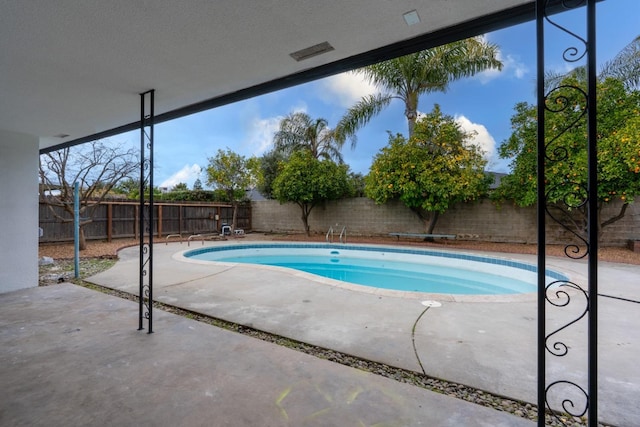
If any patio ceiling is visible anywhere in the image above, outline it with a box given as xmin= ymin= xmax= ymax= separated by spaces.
xmin=0 ymin=0 xmax=537 ymax=151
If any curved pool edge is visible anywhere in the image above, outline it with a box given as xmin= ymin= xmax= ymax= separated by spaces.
xmin=172 ymin=240 xmax=585 ymax=303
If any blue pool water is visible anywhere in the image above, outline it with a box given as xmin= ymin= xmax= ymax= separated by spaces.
xmin=184 ymin=244 xmax=567 ymax=295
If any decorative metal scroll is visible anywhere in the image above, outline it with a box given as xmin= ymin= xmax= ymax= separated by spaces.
xmin=139 ymin=89 xmax=155 ymax=334
xmin=537 ymin=1 xmax=597 ymax=426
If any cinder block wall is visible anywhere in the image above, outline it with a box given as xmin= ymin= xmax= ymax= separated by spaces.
xmin=251 ymin=198 xmax=639 ymax=246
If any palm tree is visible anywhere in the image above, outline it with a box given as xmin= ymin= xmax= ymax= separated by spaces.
xmin=338 ymin=36 xmax=503 ymax=138
xmin=603 ymin=35 xmax=640 ymax=90
xmin=273 ymin=112 xmax=353 ymax=162
xmin=545 ymin=34 xmax=639 ymax=91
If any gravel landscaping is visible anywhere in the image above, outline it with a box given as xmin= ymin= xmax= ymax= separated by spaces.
xmin=38 ymin=233 xmax=640 ymax=264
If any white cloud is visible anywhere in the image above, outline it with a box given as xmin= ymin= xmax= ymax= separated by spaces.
xmin=454 ymin=115 xmax=497 ymax=163
xmin=159 ymin=164 xmax=202 ymax=189
xmin=475 ymin=51 xmax=529 ymax=84
xmin=241 ymin=104 xmax=311 ymax=156
xmin=317 ymin=72 xmax=378 ymax=107
xmin=512 ymin=59 xmax=529 ymax=79
xmin=242 ymin=116 xmax=283 ymax=156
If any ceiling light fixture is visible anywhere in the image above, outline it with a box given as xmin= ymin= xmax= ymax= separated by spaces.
xmin=403 ymin=10 xmax=420 ymax=26
xmin=290 ymin=41 xmax=335 ymax=62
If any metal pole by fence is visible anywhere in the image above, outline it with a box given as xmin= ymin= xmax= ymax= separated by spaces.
xmin=74 ymin=181 xmax=79 ymax=279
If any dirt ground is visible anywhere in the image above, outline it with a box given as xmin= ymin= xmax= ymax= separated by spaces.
xmin=38 ymin=233 xmax=640 ymax=265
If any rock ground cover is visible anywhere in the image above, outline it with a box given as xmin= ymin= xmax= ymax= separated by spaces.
xmin=39 ymin=233 xmax=640 ymax=264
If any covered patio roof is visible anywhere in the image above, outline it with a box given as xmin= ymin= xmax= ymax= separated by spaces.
xmin=0 ymin=0 xmax=539 ymax=152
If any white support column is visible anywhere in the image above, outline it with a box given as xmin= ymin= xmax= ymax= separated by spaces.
xmin=0 ymin=130 xmax=39 ymax=293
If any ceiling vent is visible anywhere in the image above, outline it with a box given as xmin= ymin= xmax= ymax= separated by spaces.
xmin=54 ymin=133 xmax=70 ymax=138
xmin=403 ymin=10 xmax=421 ymax=26
xmin=290 ymin=42 xmax=335 ymax=62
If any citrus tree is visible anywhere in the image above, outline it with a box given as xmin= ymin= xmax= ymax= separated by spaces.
xmin=365 ymin=105 xmax=490 ymax=235
xmin=261 ymin=111 xmax=358 ymax=199
xmin=272 ymin=151 xmax=353 ymax=236
xmin=205 ymin=148 xmax=260 ymax=230
xmin=494 ymin=76 xmax=640 ymax=239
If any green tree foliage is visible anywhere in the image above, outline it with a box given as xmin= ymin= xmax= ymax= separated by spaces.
xmin=192 ymin=178 xmax=203 ymax=191
xmin=113 ymin=178 xmax=141 ymax=197
xmin=260 ymin=111 xmax=357 ymax=200
xmin=272 ymin=151 xmax=353 ymax=236
xmin=273 ymin=112 xmax=353 ymax=162
xmin=157 ymin=189 xmax=227 ymax=202
xmin=153 ymin=178 xmax=228 ymax=202
xmin=257 ymin=149 xmax=287 ymax=199
xmin=205 ymin=149 xmax=260 ymax=229
xmin=339 ymin=37 xmax=502 ymax=138
xmin=113 ymin=178 xmax=162 ymax=200
xmin=365 ymin=105 xmax=489 ymax=235
xmin=349 ymin=172 xmax=366 ymax=197
xmin=171 ymin=182 xmax=189 ymax=192
xmin=494 ymin=76 xmax=640 ymax=238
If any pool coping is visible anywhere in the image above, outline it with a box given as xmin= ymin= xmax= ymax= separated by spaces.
xmin=173 ymin=241 xmax=585 ymax=303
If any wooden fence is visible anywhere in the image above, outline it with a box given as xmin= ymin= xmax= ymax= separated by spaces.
xmin=39 ymin=201 xmax=251 ymax=243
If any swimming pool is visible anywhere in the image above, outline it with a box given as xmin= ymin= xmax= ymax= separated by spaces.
xmin=183 ymin=243 xmax=568 ymax=296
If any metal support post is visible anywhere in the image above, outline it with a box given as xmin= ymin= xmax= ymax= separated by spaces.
xmin=536 ymin=1 xmax=597 ymax=425
xmin=139 ymin=89 xmax=155 ymax=333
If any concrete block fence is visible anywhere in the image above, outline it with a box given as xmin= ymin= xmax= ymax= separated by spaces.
xmin=251 ymin=197 xmax=639 ymax=247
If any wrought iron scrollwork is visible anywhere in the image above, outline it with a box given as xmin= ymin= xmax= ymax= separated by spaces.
xmin=545 ymin=380 xmax=589 ymax=423
xmin=543 ymin=1 xmax=588 ymax=64
xmin=544 ymin=281 xmax=589 ymax=357
xmin=538 ymin=0 xmax=597 ymax=425
xmin=544 ymin=183 xmax=590 ymax=259
xmin=138 ymin=90 xmax=155 ymax=333
xmin=543 ymin=85 xmax=588 ymax=162
xmin=141 ymin=242 xmax=151 ymax=321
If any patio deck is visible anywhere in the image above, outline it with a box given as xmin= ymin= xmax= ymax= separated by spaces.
xmin=2 ymin=240 xmax=637 ymax=425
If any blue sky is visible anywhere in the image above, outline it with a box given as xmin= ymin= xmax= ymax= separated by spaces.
xmin=112 ymin=0 xmax=638 ymax=190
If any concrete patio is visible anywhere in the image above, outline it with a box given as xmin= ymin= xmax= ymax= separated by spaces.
xmin=2 ymin=240 xmax=638 ymax=425
xmin=1 ymin=283 xmax=535 ymax=426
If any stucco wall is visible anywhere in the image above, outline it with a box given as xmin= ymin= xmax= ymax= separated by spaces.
xmin=252 ymin=197 xmax=639 ymax=246
xmin=0 ymin=130 xmax=39 ymax=293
